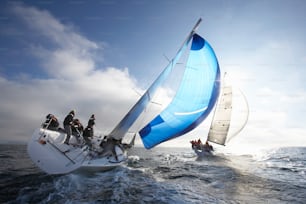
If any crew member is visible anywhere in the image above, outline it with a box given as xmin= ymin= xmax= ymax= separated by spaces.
xmin=42 ymin=114 xmax=59 ymax=131
xmin=63 ymin=110 xmax=75 ymax=145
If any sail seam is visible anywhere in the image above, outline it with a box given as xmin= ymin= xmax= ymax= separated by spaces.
xmin=174 ymin=107 xmax=208 ymax=116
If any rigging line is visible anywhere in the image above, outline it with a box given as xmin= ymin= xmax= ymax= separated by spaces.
xmin=150 ymin=101 xmax=162 ymax=106
xmin=46 ymin=139 xmax=76 ymax=164
xmin=163 ymin=54 xmax=170 ymax=62
xmin=132 ymin=88 xmax=142 ymax=97
xmin=71 ymin=146 xmax=89 ymax=162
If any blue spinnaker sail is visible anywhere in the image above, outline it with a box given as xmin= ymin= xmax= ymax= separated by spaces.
xmin=139 ymin=34 xmax=221 ymax=149
xmin=108 ymin=19 xmax=202 ymax=140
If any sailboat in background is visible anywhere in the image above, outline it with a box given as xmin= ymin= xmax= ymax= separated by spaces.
xmin=192 ymin=73 xmax=249 ymax=157
xmin=27 ymin=18 xmax=223 ymax=174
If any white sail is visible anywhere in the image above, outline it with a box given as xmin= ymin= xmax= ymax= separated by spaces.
xmin=226 ymin=87 xmax=249 ymax=143
xmin=207 ymin=85 xmax=232 ymax=145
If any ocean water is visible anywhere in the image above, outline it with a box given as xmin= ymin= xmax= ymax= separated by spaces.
xmin=0 ymin=144 xmax=306 ymax=204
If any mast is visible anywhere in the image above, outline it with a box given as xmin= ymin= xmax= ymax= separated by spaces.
xmin=179 ymin=18 xmax=202 ymax=50
xmin=193 ymin=18 xmax=202 ymax=31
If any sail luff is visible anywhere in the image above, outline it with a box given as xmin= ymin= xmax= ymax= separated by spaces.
xmin=108 ymin=19 xmax=202 ymax=140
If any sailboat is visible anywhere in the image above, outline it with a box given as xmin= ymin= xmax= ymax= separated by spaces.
xmin=192 ymin=74 xmax=249 ymax=157
xmin=27 ymin=18 xmax=221 ymax=174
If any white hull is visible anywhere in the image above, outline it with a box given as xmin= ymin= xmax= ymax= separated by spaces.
xmin=27 ymin=128 xmax=127 ymax=174
xmin=79 ymin=145 xmax=127 ymax=172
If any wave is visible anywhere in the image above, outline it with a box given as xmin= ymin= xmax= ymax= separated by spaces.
xmin=250 ymin=146 xmax=306 ymax=187
xmin=2 ymin=145 xmax=306 ymax=203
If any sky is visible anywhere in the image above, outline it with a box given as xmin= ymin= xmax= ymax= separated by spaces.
xmin=0 ymin=0 xmax=306 ymax=153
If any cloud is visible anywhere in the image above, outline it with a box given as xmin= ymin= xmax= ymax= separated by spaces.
xmin=0 ymin=69 xmax=143 ymax=143
xmin=11 ymin=3 xmax=98 ymax=52
xmin=220 ymin=35 xmax=306 ymax=149
xmin=11 ymin=2 xmax=98 ymax=79
xmin=0 ymin=3 xmax=142 ymax=143
xmin=36 ymin=48 xmax=96 ymax=79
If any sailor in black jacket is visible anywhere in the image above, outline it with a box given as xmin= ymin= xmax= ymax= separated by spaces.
xmin=63 ymin=110 xmax=75 ymax=145
xmin=83 ymin=114 xmax=95 ymax=147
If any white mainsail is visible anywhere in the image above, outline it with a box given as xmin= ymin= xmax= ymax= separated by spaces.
xmin=207 ymin=85 xmax=233 ymax=145
xmin=207 ymin=74 xmax=249 ymax=146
